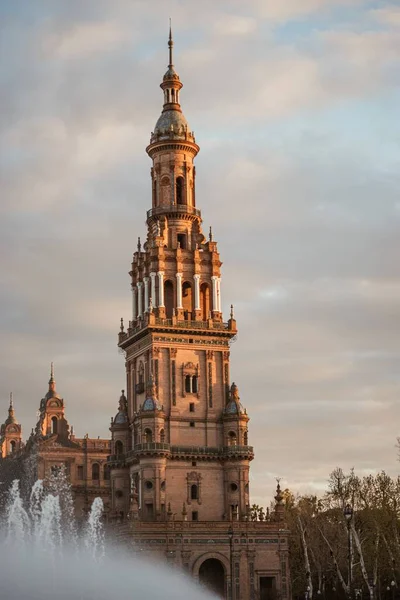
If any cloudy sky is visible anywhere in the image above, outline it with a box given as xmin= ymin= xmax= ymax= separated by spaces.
xmin=1 ymin=0 xmax=399 ymax=505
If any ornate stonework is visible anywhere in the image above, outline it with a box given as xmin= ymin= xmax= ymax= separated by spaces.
xmin=109 ymin=30 xmax=291 ymax=600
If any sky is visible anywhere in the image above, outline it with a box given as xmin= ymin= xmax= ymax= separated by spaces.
xmin=0 ymin=0 xmax=399 ymax=506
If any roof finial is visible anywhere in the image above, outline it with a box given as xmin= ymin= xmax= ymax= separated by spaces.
xmin=230 ymin=304 xmax=234 ymax=320
xmin=9 ymin=392 xmax=13 ymax=409
xmin=168 ymin=18 xmax=173 ymax=68
xmin=50 ymin=361 xmax=54 ymax=382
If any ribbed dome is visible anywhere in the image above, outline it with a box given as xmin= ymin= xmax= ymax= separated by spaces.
xmin=154 ymin=109 xmax=191 ymax=138
xmin=163 ymin=66 xmax=180 ymax=81
xmin=142 ymin=397 xmax=163 ymax=412
xmin=114 ymin=411 xmax=128 ymax=424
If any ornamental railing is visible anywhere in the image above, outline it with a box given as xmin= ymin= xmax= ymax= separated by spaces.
xmin=147 ymin=205 xmax=201 ymax=219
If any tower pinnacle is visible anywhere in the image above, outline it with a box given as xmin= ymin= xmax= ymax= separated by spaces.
xmin=168 ymin=19 xmax=173 ymax=68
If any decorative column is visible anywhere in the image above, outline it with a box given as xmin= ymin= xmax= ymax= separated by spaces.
xmin=193 ymin=274 xmax=200 ymax=311
xmin=158 ymin=272 xmax=165 ymax=307
xmin=150 ymin=272 xmax=157 ymax=307
xmin=176 ymin=273 xmax=183 ymax=309
xmin=131 ymin=286 xmax=137 ymax=321
xmin=137 ymin=282 xmax=143 ymax=318
xmin=143 ymin=277 xmax=149 ymax=312
xmin=217 ymin=277 xmax=222 ymax=312
xmin=211 ymin=276 xmax=218 ymax=314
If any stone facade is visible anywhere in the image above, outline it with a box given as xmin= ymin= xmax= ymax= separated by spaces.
xmin=108 ymin=31 xmax=291 ymax=600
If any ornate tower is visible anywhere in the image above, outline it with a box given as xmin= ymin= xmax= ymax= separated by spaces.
xmin=35 ymin=363 xmax=70 ymax=439
xmin=114 ymin=30 xmax=253 ymax=523
xmin=0 ymin=393 xmax=22 ymax=457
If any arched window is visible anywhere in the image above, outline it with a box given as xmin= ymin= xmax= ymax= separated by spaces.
xmin=139 ymin=363 xmax=144 ymax=385
xmin=185 ymin=375 xmax=198 ymax=394
xmin=228 ymin=431 xmax=237 ymax=447
xmin=153 ymin=179 xmax=157 ymax=206
xmin=200 ymin=283 xmax=210 ymax=321
xmin=191 ymin=484 xmax=198 ymax=500
xmin=192 ymin=376 xmax=198 ymax=393
xmin=92 ymin=463 xmax=100 ymax=480
xmin=160 ymin=429 xmax=165 ymax=443
xmin=182 ymin=281 xmax=192 ymax=319
xmin=176 ymin=177 xmax=185 ymax=205
xmin=51 ymin=416 xmax=58 ymax=435
xmin=164 ymin=280 xmax=174 ymax=319
xmin=244 ymin=430 xmax=248 ymax=445
xmin=144 ymin=428 xmax=152 ymax=443
xmin=115 ymin=440 xmax=123 ymax=456
xmin=103 ymin=464 xmax=110 ymax=481
xmin=10 ymin=440 xmax=16 ymax=454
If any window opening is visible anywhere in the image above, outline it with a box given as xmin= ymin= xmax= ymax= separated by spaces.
xmin=92 ymin=463 xmax=100 ymax=480
xmin=192 ymin=511 xmax=199 ymax=521
xmin=189 ymin=402 xmax=195 ymax=412
xmin=176 ymin=176 xmax=185 ymax=205
xmin=177 ymin=233 xmax=187 ymax=249
xmin=191 ymin=484 xmax=198 ymax=500
xmin=51 ymin=416 xmax=58 ymax=435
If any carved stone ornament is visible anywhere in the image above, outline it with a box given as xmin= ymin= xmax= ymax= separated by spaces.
xmin=170 ymin=348 xmax=178 ymax=358
xmin=206 ymin=350 xmax=214 ymax=361
xmin=223 ymin=351 xmax=230 ymax=361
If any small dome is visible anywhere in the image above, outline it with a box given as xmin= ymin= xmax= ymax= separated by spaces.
xmin=153 ymin=109 xmax=191 ymax=138
xmin=163 ymin=66 xmax=180 ymax=81
xmin=114 ymin=411 xmax=128 ymax=424
xmin=142 ymin=397 xmax=163 ymax=412
xmin=224 ymin=399 xmax=245 ymax=415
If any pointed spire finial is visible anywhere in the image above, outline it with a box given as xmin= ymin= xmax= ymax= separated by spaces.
xmin=137 ymin=237 xmax=141 ymax=253
xmin=168 ymin=18 xmax=174 ymax=68
xmin=230 ymin=304 xmax=234 ymax=320
xmin=50 ymin=361 xmax=54 ymax=382
xmin=120 ymin=317 xmax=124 ymax=333
xmin=9 ymin=392 xmax=13 ymax=409
xmin=209 ymin=226 xmax=213 ymax=242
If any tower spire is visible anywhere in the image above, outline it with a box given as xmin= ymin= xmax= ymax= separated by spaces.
xmin=168 ymin=19 xmax=173 ymax=68
xmin=47 ymin=362 xmax=57 ymax=397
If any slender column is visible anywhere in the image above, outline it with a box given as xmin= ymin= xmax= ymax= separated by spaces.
xmin=158 ymin=271 xmax=165 ymax=307
xmin=176 ymin=273 xmax=183 ymax=308
xmin=150 ymin=272 xmax=157 ymax=307
xmin=143 ymin=277 xmax=149 ymax=312
xmin=137 ymin=282 xmax=143 ymax=317
xmin=211 ymin=276 xmax=218 ymax=313
xmin=193 ymin=274 xmax=200 ymax=310
xmin=217 ymin=277 xmax=222 ymax=312
xmin=131 ymin=286 xmax=137 ymax=320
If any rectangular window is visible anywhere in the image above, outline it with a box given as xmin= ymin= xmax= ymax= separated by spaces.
xmin=189 ymin=421 xmax=195 ymax=428
xmin=192 ymin=511 xmax=198 ymax=521
xmin=177 ymin=233 xmax=187 ymax=250
xmin=192 ymin=461 xmax=197 ymax=467
xmin=189 ymin=402 xmax=195 ymax=412
xmin=260 ymin=577 xmax=276 ymax=600
xmin=77 ymin=466 xmax=84 ymax=480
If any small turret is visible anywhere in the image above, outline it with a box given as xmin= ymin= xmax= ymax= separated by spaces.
xmin=0 ymin=393 xmax=23 ymax=457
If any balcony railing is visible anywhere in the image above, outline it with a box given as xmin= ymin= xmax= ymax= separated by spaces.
xmin=147 ymin=204 xmax=201 ymax=219
xmin=109 ymin=444 xmax=254 ymax=464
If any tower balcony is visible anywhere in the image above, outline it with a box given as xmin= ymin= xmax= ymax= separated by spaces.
xmin=111 ymin=444 xmax=254 ymax=465
xmin=118 ymin=313 xmax=236 ymax=349
xmin=147 ymin=204 xmax=201 ymax=221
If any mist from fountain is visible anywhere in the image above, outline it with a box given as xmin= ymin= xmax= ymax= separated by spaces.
xmin=0 ymin=477 xmax=215 ymax=600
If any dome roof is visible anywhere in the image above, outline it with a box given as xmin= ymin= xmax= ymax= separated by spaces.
xmin=224 ymin=399 xmax=245 ymax=415
xmin=142 ymin=397 xmax=163 ymax=412
xmin=114 ymin=411 xmax=128 ymax=424
xmin=154 ymin=109 xmax=191 ymax=138
xmin=163 ymin=66 xmax=180 ymax=81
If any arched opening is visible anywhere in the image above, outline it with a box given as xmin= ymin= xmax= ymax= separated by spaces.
xmin=176 ymin=176 xmax=185 ymax=205
xmin=191 ymin=484 xmax=198 ymax=500
xmin=228 ymin=431 xmax=237 ymax=446
xmin=164 ymin=280 xmax=174 ymax=319
xmin=182 ymin=281 xmax=192 ymax=319
xmin=51 ymin=416 xmax=58 ymax=435
xmin=244 ymin=430 xmax=248 ymax=445
xmin=10 ymin=440 xmax=16 ymax=454
xmin=103 ymin=464 xmax=110 ymax=481
xmin=160 ymin=428 xmax=165 ymax=443
xmin=200 ymin=282 xmax=210 ymax=321
xmin=92 ymin=463 xmax=100 ymax=481
xmin=144 ymin=428 xmax=152 ymax=443
xmin=199 ymin=559 xmax=225 ymax=598
xmin=153 ymin=179 xmax=157 ymax=206
xmin=115 ymin=440 xmax=123 ymax=456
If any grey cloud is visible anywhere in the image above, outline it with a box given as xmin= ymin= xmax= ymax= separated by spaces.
xmin=0 ymin=0 xmax=399 ymax=501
